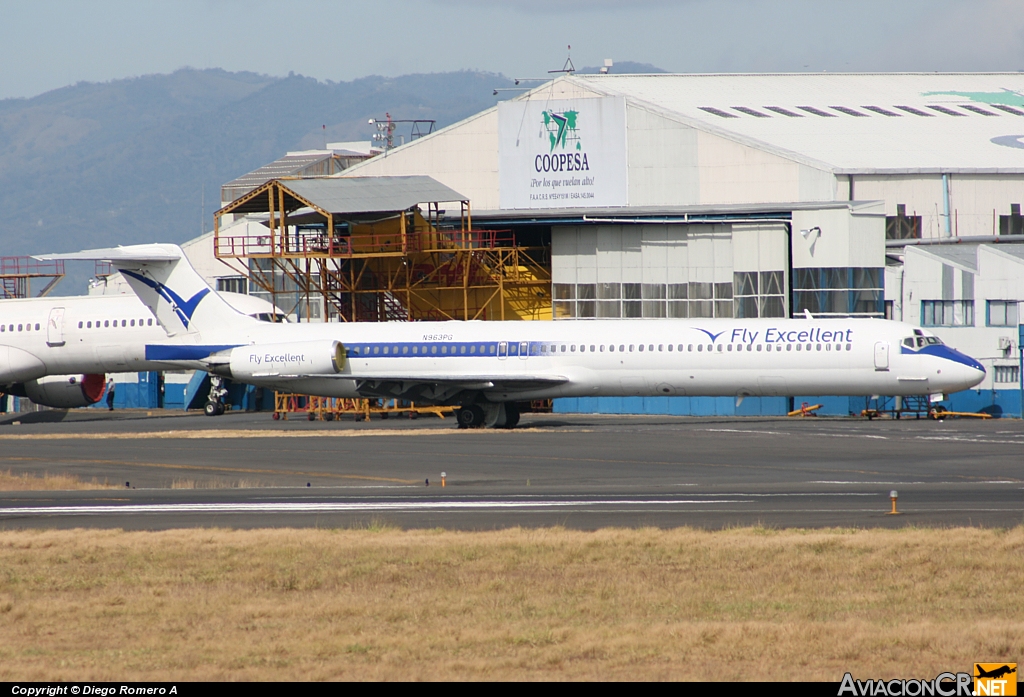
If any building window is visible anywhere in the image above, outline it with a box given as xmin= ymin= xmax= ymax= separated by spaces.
xmin=792 ymin=267 xmax=884 ymax=317
xmin=993 ymin=365 xmax=1019 ymax=384
xmin=216 ymin=276 xmax=248 ymax=295
xmin=886 ymin=204 xmax=922 ymax=240
xmin=885 ymin=300 xmax=895 ymax=320
xmin=999 ymin=204 xmax=1023 ymax=236
xmin=921 ymin=300 xmax=975 ymax=327
xmin=987 ymin=300 xmax=1019 ymax=327
xmin=733 ymin=270 xmax=786 ymax=318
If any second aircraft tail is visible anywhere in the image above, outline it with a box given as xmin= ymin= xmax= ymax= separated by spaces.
xmin=37 ymin=244 xmax=247 ymax=337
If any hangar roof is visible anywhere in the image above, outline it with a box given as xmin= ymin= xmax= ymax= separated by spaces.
xmin=568 ymin=73 xmax=1024 ymax=173
xmin=218 ymin=176 xmax=467 ymax=219
xmin=909 ymin=244 xmax=979 ymax=272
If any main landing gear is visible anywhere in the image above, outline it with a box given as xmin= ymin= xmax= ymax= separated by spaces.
xmin=203 ymin=376 xmax=228 ymax=417
xmin=456 ymin=401 xmax=520 ymax=429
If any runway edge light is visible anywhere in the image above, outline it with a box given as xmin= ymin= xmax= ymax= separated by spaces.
xmin=889 ymin=490 xmax=900 ymax=515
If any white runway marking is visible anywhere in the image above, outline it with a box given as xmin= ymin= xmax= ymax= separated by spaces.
xmin=0 ymin=499 xmax=749 ymax=517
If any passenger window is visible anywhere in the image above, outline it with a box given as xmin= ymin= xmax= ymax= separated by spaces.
xmin=668 ymin=345 xmax=673 ymax=352
xmin=619 ymin=345 xmax=624 ymax=352
xmin=639 ymin=344 xmax=644 ymax=352
xmin=717 ymin=344 xmax=723 ymax=352
xmin=590 ymin=345 xmax=595 ymax=352
xmin=431 ymin=346 xmax=438 ymax=354
xmin=787 ymin=344 xmax=792 ymax=351
xmin=757 ymin=345 xmax=762 ymax=352
xmin=1 ymin=325 xmax=5 ymax=332
xmin=816 ymin=344 xmax=821 ymax=351
xmin=148 ymin=319 xmax=153 ymax=326
xmin=659 ymin=344 xmax=664 ymax=352
xmin=600 ymin=345 xmax=605 ymax=352
xmin=459 ymin=346 xmax=466 ymax=354
xmin=18 ymin=324 xmax=23 ymax=331
xmin=796 ymin=344 xmax=802 ymax=351
xmin=845 ymin=344 xmax=852 ymax=351
xmin=35 ymin=323 xmax=40 ymax=330
xmin=728 ymin=345 xmax=733 ymax=352
xmin=629 ymin=345 xmax=635 ymax=352
xmin=687 ymin=344 xmax=692 ymax=351
xmin=609 ymin=345 xmax=614 ymax=352
xmin=826 ymin=344 xmax=831 ymax=351
xmin=697 ymin=345 xmax=703 ymax=352
xmin=121 ymin=320 xmax=126 ymax=327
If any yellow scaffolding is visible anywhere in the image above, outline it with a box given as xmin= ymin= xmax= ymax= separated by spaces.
xmin=273 ymin=393 xmax=455 ymax=421
xmin=213 ymin=178 xmax=551 ymax=323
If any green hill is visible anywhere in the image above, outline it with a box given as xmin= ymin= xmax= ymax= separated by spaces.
xmin=0 ymin=68 xmax=513 ymax=292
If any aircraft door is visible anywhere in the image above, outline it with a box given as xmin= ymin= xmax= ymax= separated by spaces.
xmin=874 ymin=341 xmax=889 ymax=371
xmin=46 ymin=307 xmax=66 ymax=347
xmin=498 ymin=341 xmax=508 ymax=360
xmin=519 ymin=342 xmax=529 ymax=360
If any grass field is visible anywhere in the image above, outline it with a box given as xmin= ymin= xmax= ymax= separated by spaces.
xmin=0 ymin=469 xmax=116 ymax=491
xmin=0 ymin=526 xmax=1021 ymax=680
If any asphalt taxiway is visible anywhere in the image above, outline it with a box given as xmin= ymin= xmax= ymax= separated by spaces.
xmin=1 ymin=409 xmax=1021 ymax=530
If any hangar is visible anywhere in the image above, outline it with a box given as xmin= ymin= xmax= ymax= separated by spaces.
xmin=327 ymin=72 xmax=1024 ymax=417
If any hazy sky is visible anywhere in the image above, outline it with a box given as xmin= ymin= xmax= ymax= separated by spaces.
xmin=3 ymin=0 xmax=1024 ymax=100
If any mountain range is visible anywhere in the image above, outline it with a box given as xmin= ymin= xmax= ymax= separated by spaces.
xmin=0 ymin=62 xmax=663 ymax=293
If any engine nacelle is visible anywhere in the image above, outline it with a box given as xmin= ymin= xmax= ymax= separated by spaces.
xmin=16 ymin=374 xmax=106 ymax=408
xmin=0 ymin=345 xmax=47 ymax=385
xmin=227 ymin=340 xmax=345 ymax=380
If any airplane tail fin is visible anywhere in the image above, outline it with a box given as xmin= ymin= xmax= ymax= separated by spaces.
xmin=37 ymin=244 xmax=246 ymax=336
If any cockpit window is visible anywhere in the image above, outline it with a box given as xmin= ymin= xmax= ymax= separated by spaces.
xmin=925 ymin=336 xmax=942 ymax=345
xmin=902 ymin=338 xmax=914 ymax=348
xmin=252 ymin=312 xmax=290 ymax=323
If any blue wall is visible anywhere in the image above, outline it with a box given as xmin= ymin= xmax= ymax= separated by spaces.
xmin=554 ymin=390 xmax=1021 ymax=418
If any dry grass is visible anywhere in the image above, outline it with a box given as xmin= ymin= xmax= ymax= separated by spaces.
xmin=170 ymin=478 xmax=265 ymax=489
xmin=0 ymin=526 xmax=1021 ymax=681
xmin=0 ymin=469 xmax=117 ymax=491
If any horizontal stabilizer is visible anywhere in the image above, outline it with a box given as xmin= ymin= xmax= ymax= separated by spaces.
xmin=35 ymin=244 xmax=183 ymax=263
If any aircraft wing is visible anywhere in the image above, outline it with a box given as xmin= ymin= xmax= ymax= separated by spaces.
xmin=270 ymin=372 xmax=568 ymax=402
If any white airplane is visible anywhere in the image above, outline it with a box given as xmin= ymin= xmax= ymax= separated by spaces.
xmin=34 ymin=243 xmax=985 ymax=428
xmin=0 ymin=288 xmax=284 ymax=410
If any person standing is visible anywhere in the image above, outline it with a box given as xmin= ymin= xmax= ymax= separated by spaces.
xmin=106 ymin=378 xmax=116 ymax=411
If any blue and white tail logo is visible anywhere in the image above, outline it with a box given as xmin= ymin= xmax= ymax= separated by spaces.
xmin=120 ymin=270 xmax=210 ymax=329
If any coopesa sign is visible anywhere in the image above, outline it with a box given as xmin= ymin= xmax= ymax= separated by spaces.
xmin=499 ymin=96 xmax=627 ymax=209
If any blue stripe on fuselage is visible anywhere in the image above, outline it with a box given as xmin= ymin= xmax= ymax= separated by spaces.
xmin=145 ymin=345 xmax=239 ymax=361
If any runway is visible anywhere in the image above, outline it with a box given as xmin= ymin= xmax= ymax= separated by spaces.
xmin=1 ymin=409 xmax=1022 ymax=529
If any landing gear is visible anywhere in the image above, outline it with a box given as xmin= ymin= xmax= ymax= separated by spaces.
xmin=501 ymin=401 xmax=520 ymax=429
xmin=457 ymin=404 xmax=485 ymax=429
xmin=203 ymin=376 xmax=229 ymax=417
xmin=457 ymin=402 xmax=520 ymax=429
